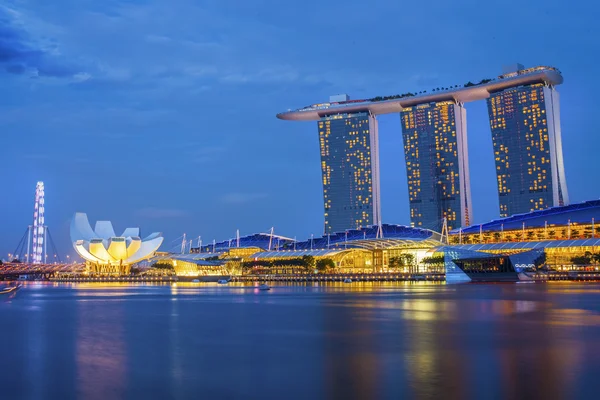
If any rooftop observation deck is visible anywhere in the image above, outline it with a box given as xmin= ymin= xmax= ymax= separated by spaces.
xmin=276 ymin=66 xmax=562 ymax=121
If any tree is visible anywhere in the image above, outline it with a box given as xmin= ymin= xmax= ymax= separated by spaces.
xmin=421 ymin=256 xmax=444 ymax=265
xmin=493 ymin=232 xmax=501 ymax=242
xmin=422 ymin=256 xmax=445 ymax=273
xmin=130 ymin=266 xmax=141 ymax=275
xmin=571 ymin=229 xmax=580 ymax=239
xmin=152 ymin=262 xmax=173 ymax=270
xmin=571 ymin=255 xmax=591 ymax=266
xmin=302 ymin=255 xmax=315 ymax=272
xmin=402 ymin=254 xmax=415 ymax=269
xmin=526 ymin=231 xmax=535 ymax=241
xmin=536 ymin=232 xmax=546 ymax=240
xmin=515 ymin=232 xmax=523 ymax=241
xmin=241 ymin=262 xmax=254 ymax=273
xmin=548 ymin=230 xmax=556 ymax=239
xmin=388 ymin=256 xmax=405 ymax=269
xmin=316 ymin=258 xmax=335 ymax=273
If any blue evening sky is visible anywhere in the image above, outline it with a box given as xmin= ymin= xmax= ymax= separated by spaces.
xmin=1 ymin=0 xmax=599 ymax=258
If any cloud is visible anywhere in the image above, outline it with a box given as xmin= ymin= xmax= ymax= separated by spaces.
xmin=0 ymin=5 xmax=83 ymax=78
xmin=135 ymin=207 xmax=189 ymax=219
xmin=221 ymin=192 xmax=268 ymax=204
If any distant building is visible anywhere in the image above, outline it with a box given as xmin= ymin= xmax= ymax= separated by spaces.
xmin=487 ymin=81 xmax=568 ymax=217
xmin=318 ymin=112 xmax=381 ymax=234
xmin=400 ymin=101 xmax=472 ymax=231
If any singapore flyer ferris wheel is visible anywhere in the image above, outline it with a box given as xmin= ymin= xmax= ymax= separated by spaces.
xmin=31 ymin=181 xmax=45 ymax=264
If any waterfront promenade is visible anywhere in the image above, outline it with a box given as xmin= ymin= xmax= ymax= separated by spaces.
xmin=45 ymin=271 xmax=600 ymax=283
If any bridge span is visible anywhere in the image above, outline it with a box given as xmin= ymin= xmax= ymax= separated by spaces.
xmin=0 ymin=263 xmax=86 ymax=279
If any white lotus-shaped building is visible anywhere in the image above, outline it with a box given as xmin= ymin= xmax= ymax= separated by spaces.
xmin=70 ymin=212 xmax=163 ymax=274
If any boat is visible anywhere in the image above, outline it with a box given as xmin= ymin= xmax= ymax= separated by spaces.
xmin=192 ymin=279 xmax=200 ymax=283
xmin=217 ymin=279 xmax=229 ymax=284
xmin=258 ymin=284 xmax=271 ymax=291
xmin=0 ymin=283 xmax=22 ymax=295
xmin=343 ymin=278 xmax=352 ymax=283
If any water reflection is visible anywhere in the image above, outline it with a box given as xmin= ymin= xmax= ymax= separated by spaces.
xmin=322 ymin=300 xmax=379 ymax=399
xmin=0 ymin=282 xmax=599 ymax=399
xmin=76 ymin=295 xmax=126 ymax=399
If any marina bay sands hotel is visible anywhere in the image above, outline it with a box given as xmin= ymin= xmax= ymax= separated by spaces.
xmin=277 ymin=64 xmax=569 ymax=234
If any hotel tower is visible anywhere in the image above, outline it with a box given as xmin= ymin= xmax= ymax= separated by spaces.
xmin=400 ymin=101 xmax=472 ymax=231
xmin=318 ymin=102 xmax=381 ymax=234
xmin=278 ymin=65 xmax=568 ymax=234
xmin=487 ymin=65 xmax=568 ymax=217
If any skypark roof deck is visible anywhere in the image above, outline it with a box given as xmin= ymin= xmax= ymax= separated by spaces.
xmin=277 ymin=66 xmax=562 ymax=121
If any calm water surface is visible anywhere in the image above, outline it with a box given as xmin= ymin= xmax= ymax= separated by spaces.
xmin=1 ymin=282 xmax=600 ymax=400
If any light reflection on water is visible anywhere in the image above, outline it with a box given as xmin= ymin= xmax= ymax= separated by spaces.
xmin=1 ymin=282 xmax=600 ymax=399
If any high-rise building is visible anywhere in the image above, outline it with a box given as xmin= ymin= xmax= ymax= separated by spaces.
xmin=400 ymin=101 xmax=472 ymax=231
xmin=278 ymin=65 xmax=565 ymax=231
xmin=487 ymin=83 xmax=569 ymax=217
xmin=318 ymin=111 xmax=381 ymax=234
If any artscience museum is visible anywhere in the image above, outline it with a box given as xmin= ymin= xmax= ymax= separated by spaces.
xmin=70 ymin=212 xmax=163 ymax=275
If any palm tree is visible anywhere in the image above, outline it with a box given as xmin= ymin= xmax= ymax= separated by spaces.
xmin=526 ymin=231 xmax=535 ymax=241
xmin=536 ymin=232 xmax=545 ymax=240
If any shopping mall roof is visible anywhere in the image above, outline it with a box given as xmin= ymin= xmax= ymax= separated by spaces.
xmin=197 ymin=232 xmax=296 ymax=253
xmin=452 ymin=199 xmax=600 ymax=234
xmin=252 ymin=249 xmax=349 ymax=259
xmin=293 ymin=224 xmax=441 ymax=250
xmin=153 ymin=253 xmax=223 ymax=263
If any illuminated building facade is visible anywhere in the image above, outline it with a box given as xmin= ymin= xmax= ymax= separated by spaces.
xmin=70 ymin=212 xmax=163 ymax=275
xmin=487 ymin=81 xmax=569 ymax=217
xmin=400 ymin=101 xmax=472 ymax=231
xmin=318 ymin=111 xmax=381 ymax=234
xmin=278 ymin=66 xmax=567 ymax=229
